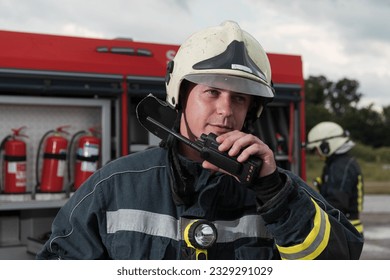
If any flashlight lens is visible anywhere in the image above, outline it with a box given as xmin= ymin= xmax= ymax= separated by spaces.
xmin=194 ymin=224 xmax=217 ymax=247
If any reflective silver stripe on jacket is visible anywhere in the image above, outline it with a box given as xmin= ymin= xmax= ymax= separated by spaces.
xmin=107 ymin=209 xmax=272 ymax=242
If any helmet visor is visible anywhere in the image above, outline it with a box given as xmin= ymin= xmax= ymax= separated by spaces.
xmin=184 ymin=73 xmax=274 ymax=99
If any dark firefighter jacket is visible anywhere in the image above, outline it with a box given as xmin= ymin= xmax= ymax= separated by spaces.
xmin=36 ymin=147 xmax=363 ymax=260
xmin=320 ymin=153 xmax=364 ymax=234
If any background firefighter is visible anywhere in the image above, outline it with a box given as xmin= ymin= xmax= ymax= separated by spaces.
xmin=307 ymin=121 xmax=364 ymax=236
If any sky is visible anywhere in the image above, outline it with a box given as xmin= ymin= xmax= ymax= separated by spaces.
xmin=0 ymin=0 xmax=389 ymax=110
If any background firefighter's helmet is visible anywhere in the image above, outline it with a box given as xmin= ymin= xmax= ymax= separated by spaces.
xmin=306 ymin=121 xmax=350 ymax=157
xmin=165 ymin=20 xmax=274 ymax=121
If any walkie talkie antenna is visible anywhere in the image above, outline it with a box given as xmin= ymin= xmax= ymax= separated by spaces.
xmin=146 ymin=116 xmax=201 ymax=152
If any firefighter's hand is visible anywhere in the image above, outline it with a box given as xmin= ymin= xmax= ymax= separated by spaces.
xmin=202 ymin=130 xmax=277 ymax=178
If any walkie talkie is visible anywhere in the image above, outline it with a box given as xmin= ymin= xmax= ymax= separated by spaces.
xmin=196 ymin=133 xmax=262 ymax=184
xmin=136 ymin=94 xmax=262 ymax=184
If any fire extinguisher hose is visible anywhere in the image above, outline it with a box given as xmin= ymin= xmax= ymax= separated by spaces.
xmin=35 ymin=130 xmax=55 ymax=190
xmin=0 ymin=135 xmax=12 ymax=192
xmin=67 ymin=130 xmax=87 ymax=186
xmin=0 ymin=135 xmax=12 ymax=151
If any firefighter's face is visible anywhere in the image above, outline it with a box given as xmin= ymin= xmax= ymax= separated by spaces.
xmin=180 ymin=83 xmax=251 ymax=141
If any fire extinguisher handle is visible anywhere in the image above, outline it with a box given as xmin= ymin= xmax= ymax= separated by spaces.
xmin=88 ymin=126 xmax=102 ymax=136
xmin=56 ymin=125 xmax=71 ymax=134
xmin=12 ymin=126 xmax=29 ymax=138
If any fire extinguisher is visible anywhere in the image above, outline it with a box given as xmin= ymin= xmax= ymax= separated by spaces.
xmin=275 ymin=132 xmax=287 ymax=155
xmin=68 ymin=128 xmax=101 ymax=191
xmin=36 ymin=126 xmax=69 ymax=193
xmin=0 ymin=127 xmax=28 ymax=194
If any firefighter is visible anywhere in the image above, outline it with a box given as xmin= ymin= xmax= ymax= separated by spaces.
xmin=307 ymin=121 xmax=364 ymax=236
xmin=36 ymin=21 xmax=363 ymax=260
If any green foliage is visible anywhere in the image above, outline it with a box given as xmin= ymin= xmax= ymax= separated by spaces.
xmin=304 ymin=75 xmax=329 ymax=105
xmin=306 ymin=144 xmax=390 ymax=185
xmin=350 ymin=142 xmax=377 ymax=162
xmin=305 ymin=103 xmax=333 ymax=131
xmin=304 ymin=75 xmax=390 ymax=147
xmin=351 ymin=142 xmax=390 ymax=163
xmin=340 ymin=107 xmax=386 ymax=148
xmin=305 ymin=153 xmax=324 ymax=186
xmin=329 ymin=78 xmax=362 ymax=116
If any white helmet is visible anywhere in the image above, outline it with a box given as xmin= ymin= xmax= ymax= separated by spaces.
xmin=165 ymin=20 xmax=274 ymax=120
xmin=307 ymin=122 xmax=350 ymax=157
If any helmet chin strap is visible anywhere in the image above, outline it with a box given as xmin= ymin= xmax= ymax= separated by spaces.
xmin=180 ymin=110 xmax=204 ymax=162
xmin=179 ymin=82 xmax=199 ymax=143
xmin=182 ymin=110 xmax=197 ymax=141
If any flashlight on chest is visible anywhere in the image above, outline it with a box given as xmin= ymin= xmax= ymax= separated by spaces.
xmin=184 ymin=220 xmax=218 ymax=260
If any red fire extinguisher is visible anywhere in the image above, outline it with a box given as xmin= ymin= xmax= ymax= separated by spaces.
xmin=1 ymin=127 xmax=28 ymax=194
xmin=69 ymin=128 xmax=101 ymax=191
xmin=36 ymin=126 xmax=69 ymax=193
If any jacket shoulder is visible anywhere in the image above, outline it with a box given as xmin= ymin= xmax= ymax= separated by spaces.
xmin=84 ymin=147 xmax=168 ymax=183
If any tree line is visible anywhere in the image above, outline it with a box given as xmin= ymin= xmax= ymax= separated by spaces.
xmin=304 ymin=75 xmax=390 ymax=148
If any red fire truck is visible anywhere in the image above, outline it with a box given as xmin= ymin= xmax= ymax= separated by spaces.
xmin=0 ymin=30 xmax=306 ymax=258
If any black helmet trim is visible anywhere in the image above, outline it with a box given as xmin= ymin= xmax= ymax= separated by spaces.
xmin=183 ymin=73 xmax=274 ymax=99
xmin=193 ymin=40 xmax=267 ymax=81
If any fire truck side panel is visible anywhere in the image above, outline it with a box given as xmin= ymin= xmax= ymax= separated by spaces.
xmin=0 ymin=30 xmax=305 ymax=259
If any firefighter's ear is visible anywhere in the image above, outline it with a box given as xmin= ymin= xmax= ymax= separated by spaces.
xmin=165 ymin=60 xmax=174 ymax=85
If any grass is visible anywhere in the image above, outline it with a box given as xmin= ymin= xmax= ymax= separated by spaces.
xmin=305 ymin=147 xmax=390 ymax=194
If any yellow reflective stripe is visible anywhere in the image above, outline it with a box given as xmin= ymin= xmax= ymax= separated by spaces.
xmin=354 ymin=224 xmax=364 ymax=234
xmin=357 ymin=175 xmax=364 ymax=212
xmin=276 ymin=198 xmax=331 ymax=260
xmin=350 ymin=219 xmax=364 ymax=234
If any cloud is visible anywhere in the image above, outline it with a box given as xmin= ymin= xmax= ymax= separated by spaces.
xmin=0 ymin=0 xmax=389 ymax=108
